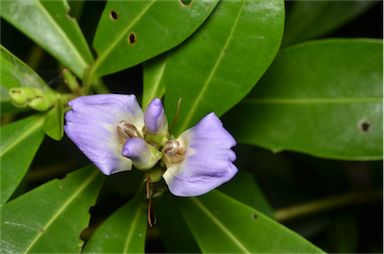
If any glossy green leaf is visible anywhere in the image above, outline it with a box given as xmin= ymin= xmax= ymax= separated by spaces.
xmin=161 ymin=0 xmax=284 ymax=135
xmin=227 ymin=39 xmax=382 ymax=160
xmin=283 ymin=1 xmax=376 ymax=46
xmin=83 ymin=187 xmax=147 ymax=253
xmin=142 ymin=54 xmax=167 ymax=109
xmin=219 ymin=170 xmax=274 ymax=217
xmin=43 ymin=100 xmax=64 ymax=141
xmin=88 ymin=0 xmax=218 ymax=79
xmin=178 ymin=190 xmax=324 ymax=253
xmin=1 ymin=166 xmax=103 ymax=253
xmin=0 ymin=46 xmax=49 ymax=114
xmin=155 ymin=193 xmax=200 ymax=253
xmin=1 ymin=0 xmax=93 ymax=77
xmin=0 ymin=115 xmax=45 ymax=205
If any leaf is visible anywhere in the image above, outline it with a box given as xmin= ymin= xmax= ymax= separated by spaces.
xmin=219 ymin=170 xmax=274 ymax=217
xmin=83 ymin=186 xmax=147 ymax=253
xmin=327 ymin=213 xmax=358 ymax=253
xmin=283 ymin=1 xmax=376 ymax=46
xmin=155 ymin=193 xmax=200 ymax=253
xmin=0 ymin=0 xmax=93 ymax=77
xmin=0 ymin=115 xmax=45 ymax=206
xmin=1 ymin=165 xmax=103 ymax=254
xmin=227 ymin=39 xmax=382 ymax=160
xmin=0 ymin=45 xmax=49 ymax=114
xmin=178 ymin=190 xmax=324 ymax=253
xmin=161 ymin=0 xmax=285 ymax=135
xmin=88 ymin=0 xmax=218 ymax=79
xmin=43 ymin=100 xmax=64 ymax=141
xmin=142 ymin=54 xmax=167 ymax=109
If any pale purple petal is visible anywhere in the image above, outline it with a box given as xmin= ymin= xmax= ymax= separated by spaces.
xmin=64 ymin=94 xmax=144 ymax=175
xmin=144 ymin=98 xmax=167 ymax=134
xmin=122 ymin=137 xmax=162 ymax=170
xmin=163 ymin=113 xmax=237 ymax=197
xmin=122 ymin=137 xmax=147 ymax=159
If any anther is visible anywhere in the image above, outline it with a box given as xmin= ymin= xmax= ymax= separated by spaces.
xmin=117 ymin=121 xmax=142 ymax=141
xmin=162 ymin=140 xmax=185 ymax=163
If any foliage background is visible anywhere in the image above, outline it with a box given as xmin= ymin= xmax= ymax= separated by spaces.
xmin=0 ymin=0 xmax=382 ymax=253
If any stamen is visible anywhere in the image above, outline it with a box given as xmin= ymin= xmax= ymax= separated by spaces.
xmin=162 ymin=140 xmax=185 ymax=163
xmin=117 ymin=121 xmax=142 ymax=142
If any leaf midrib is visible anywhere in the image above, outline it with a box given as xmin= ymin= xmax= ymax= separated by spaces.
xmin=144 ymin=58 xmax=168 ymax=108
xmin=191 ymin=197 xmax=251 ymax=253
xmin=92 ymin=0 xmax=156 ymax=75
xmin=23 ymin=171 xmax=99 ymax=254
xmin=123 ymin=205 xmax=143 ymax=253
xmin=0 ymin=117 xmax=44 ymax=157
xmin=243 ymin=97 xmax=382 ymax=104
xmin=178 ymin=0 xmax=246 ymax=132
xmin=36 ymin=0 xmax=88 ymax=70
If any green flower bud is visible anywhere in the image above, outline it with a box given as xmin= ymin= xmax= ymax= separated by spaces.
xmin=9 ymin=87 xmax=37 ymax=106
xmin=28 ymin=91 xmax=57 ymax=111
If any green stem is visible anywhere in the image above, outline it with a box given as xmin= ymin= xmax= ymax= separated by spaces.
xmin=26 ymin=45 xmax=44 ymax=70
xmin=92 ymin=79 xmax=110 ymax=94
xmin=82 ymin=61 xmax=97 ymax=93
xmin=274 ymin=190 xmax=382 ymax=221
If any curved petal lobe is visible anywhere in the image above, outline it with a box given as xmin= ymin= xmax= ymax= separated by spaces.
xmin=144 ymin=98 xmax=168 ymax=135
xmin=163 ymin=113 xmax=237 ymax=196
xmin=64 ymin=94 xmax=144 ymax=175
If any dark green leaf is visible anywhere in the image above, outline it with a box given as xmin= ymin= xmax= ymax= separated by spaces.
xmin=227 ymin=39 xmax=382 ymax=160
xmin=1 ymin=0 xmax=93 ymax=77
xmin=1 ymin=166 xmax=103 ymax=253
xmin=155 ymin=193 xmax=200 ymax=253
xmin=178 ymin=190 xmax=324 ymax=253
xmin=83 ymin=186 xmax=147 ymax=253
xmin=43 ymin=100 xmax=64 ymax=141
xmin=162 ymin=0 xmax=284 ymax=135
xmin=0 ymin=45 xmax=49 ymax=114
xmin=283 ymin=1 xmax=376 ymax=46
xmin=142 ymin=54 xmax=167 ymax=109
xmin=327 ymin=213 xmax=358 ymax=253
xmin=89 ymin=0 xmax=218 ymax=78
xmin=0 ymin=115 xmax=45 ymax=205
xmin=219 ymin=170 xmax=274 ymax=217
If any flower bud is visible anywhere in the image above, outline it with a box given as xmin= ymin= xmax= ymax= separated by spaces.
xmin=28 ymin=91 xmax=57 ymax=111
xmin=122 ymin=137 xmax=162 ymax=170
xmin=144 ymin=98 xmax=168 ymax=145
xmin=9 ymin=87 xmax=37 ymax=107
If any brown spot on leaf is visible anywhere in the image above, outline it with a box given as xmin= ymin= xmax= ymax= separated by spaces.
xmin=110 ymin=10 xmax=118 ymax=20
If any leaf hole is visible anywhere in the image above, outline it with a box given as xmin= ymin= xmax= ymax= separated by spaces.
xmin=358 ymin=119 xmax=371 ymax=133
xmin=110 ymin=10 xmax=118 ymax=20
xmin=180 ymin=0 xmax=192 ymax=6
xmin=128 ymin=33 xmax=136 ymax=45
xmin=251 ymin=213 xmax=258 ymax=220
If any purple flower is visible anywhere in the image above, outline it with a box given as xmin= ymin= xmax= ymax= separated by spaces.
xmin=65 ymin=94 xmax=144 ymax=175
xmin=65 ymin=94 xmax=237 ymax=197
xmin=162 ymin=113 xmax=237 ymax=197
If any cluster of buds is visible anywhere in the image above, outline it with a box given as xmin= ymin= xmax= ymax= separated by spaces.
xmin=64 ymin=94 xmax=237 ymax=197
xmin=9 ymin=87 xmax=57 ymax=111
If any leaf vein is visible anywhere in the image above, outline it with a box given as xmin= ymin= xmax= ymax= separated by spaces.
xmin=191 ymin=197 xmax=251 ymax=254
xmin=0 ymin=117 xmax=44 ymax=157
xmin=179 ymin=0 xmax=246 ymax=132
xmin=243 ymin=97 xmax=382 ymax=104
xmin=23 ymin=171 xmax=98 ymax=254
